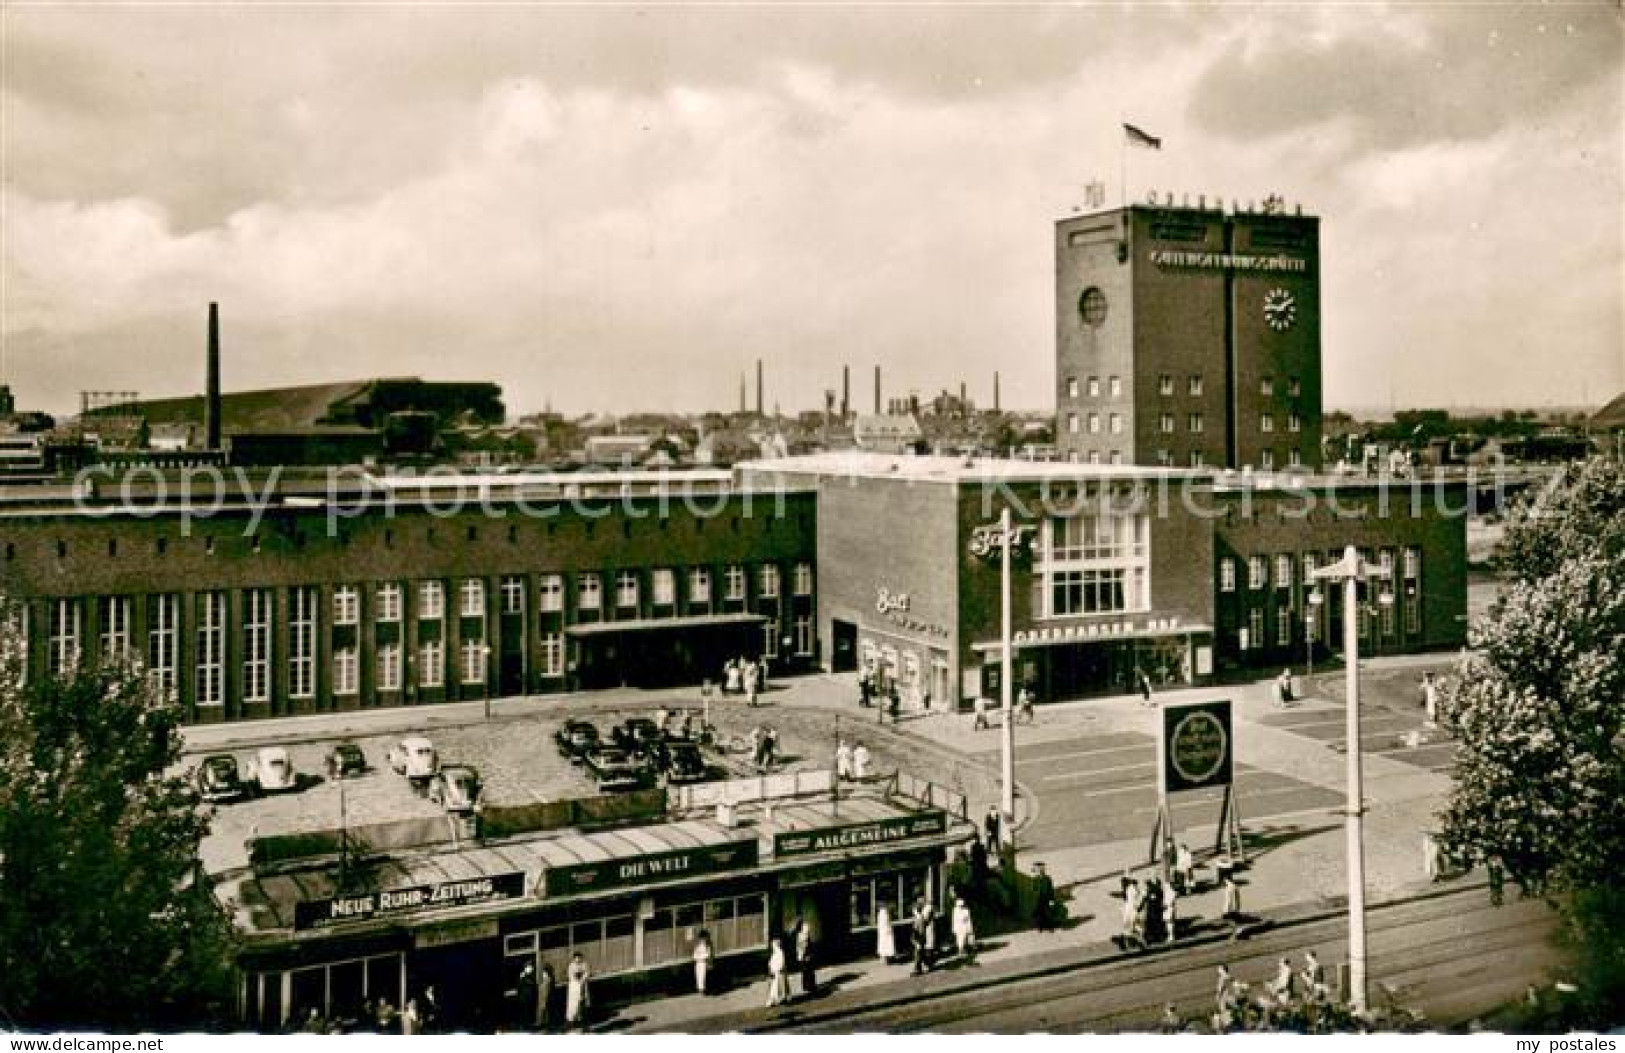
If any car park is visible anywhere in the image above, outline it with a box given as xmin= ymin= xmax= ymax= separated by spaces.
xmin=386 ymin=737 xmax=439 ymax=790
xmin=428 ymin=764 xmax=483 ymax=813
xmin=197 ymin=754 xmax=249 ymax=803
xmin=555 ymin=720 xmax=600 ymax=763
xmin=660 ymin=741 xmax=710 ymax=785
xmin=324 ymin=742 xmax=367 ymax=781
xmin=583 ymin=746 xmax=652 ymax=792
xmin=252 ymin=747 xmax=298 ymax=794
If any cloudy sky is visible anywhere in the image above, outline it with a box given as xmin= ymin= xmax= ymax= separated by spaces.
xmin=2 ymin=3 xmax=1620 ymax=419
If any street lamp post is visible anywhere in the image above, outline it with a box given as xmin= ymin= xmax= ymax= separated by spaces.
xmin=969 ymin=508 xmax=1030 ymax=839
xmin=1310 ymin=545 xmax=1383 ymax=1016
xmin=1306 ymin=587 xmax=1323 ymax=679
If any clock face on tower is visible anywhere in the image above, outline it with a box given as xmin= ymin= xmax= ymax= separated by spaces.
xmin=1263 ymin=288 xmax=1297 ymax=331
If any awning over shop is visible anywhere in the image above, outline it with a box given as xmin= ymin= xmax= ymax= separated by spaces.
xmin=565 ymin=612 xmax=765 ymax=637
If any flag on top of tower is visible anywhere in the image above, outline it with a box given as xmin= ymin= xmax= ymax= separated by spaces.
xmin=1123 ymin=123 xmax=1162 ymax=150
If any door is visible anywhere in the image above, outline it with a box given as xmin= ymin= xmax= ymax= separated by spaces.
xmin=831 ymin=620 xmax=858 ymax=673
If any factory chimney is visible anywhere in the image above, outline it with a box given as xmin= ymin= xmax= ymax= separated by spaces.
xmin=205 ymin=302 xmax=222 ymax=450
xmin=993 ymin=371 xmax=1001 ymax=413
xmin=873 ymin=365 xmax=881 ymax=415
xmin=739 ymin=374 xmax=746 ymax=414
xmin=756 ymin=360 xmax=764 ymax=417
xmin=841 ymin=365 xmax=850 ymax=419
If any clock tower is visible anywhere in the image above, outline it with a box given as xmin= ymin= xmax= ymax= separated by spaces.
xmin=1054 ymin=199 xmax=1322 ymax=472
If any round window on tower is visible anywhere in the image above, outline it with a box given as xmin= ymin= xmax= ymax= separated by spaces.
xmin=1079 ymin=286 xmax=1108 ymax=328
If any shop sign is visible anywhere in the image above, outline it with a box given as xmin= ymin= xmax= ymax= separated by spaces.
xmin=413 ymin=918 xmax=500 ymax=950
xmin=1160 ymin=700 xmax=1233 ymax=794
xmin=542 ymin=839 xmax=759 ymax=898
xmin=1013 ymin=616 xmax=1182 ymax=645
xmin=874 ymin=587 xmax=949 ymax=640
xmin=294 ymin=872 xmax=526 ymax=931
xmin=774 ymin=810 xmax=948 ymax=858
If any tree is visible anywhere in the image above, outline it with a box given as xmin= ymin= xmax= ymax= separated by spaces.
xmin=1437 ymin=457 xmax=1625 ymax=1023
xmin=0 ymin=609 xmax=237 ymax=1031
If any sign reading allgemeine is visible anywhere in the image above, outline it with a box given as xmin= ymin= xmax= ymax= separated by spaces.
xmin=774 ymin=810 xmax=948 ymax=858
xmin=1160 ymin=700 xmax=1234 ymax=794
xmin=294 ymin=872 xmax=526 ymax=931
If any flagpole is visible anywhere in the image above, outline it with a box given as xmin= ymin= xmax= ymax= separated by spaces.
xmin=1118 ymin=117 xmax=1127 ymax=211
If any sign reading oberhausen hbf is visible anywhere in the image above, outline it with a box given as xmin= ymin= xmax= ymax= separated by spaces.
xmin=775 ymin=810 xmax=947 ymax=858
xmin=295 ymin=872 xmax=526 ymax=931
xmin=1161 ymin=700 xmax=1234 ymax=794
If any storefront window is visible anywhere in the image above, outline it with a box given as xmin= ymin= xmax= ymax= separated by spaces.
xmin=1040 ymin=510 xmax=1150 ymax=618
xmin=282 ymin=953 xmax=403 ymax=1027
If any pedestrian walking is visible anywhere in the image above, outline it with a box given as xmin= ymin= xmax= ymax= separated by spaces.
xmin=536 ymin=963 xmax=555 ymax=1031
xmin=725 ymin=659 xmax=741 ymax=695
xmin=1017 ymin=686 xmax=1035 ymax=725
xmin=876 ymin=902 xmax=898 ymax=961
xmin=984 ymin=805 xmax=1003 ymax=855
xmin=1270 ymin=957 xmax=1295 ymax=1002
xmin=1138 ymin=666 xmax=1154 ymax=706
xmin=399 ymin=999 xmax=420 ymax=1037
xmin=1278 ymin=668 xmax=1295 ymax=704
xmin=796 ymin=925 xmax=817 ymax=998
xmin=765 ymin=938 xmax=789 ymax=1007
xmin=1033 ymin=861 xmax=1056 ymax=931
xmin=565 ymin=953 xmax=591 ymax=1030
xmin=1173 ymin=841 xmax=1195 ymax=893
xmin=1162 ymin=883 xmax=1179 ymax=942
xmin=511 ymin=961 xmax=538 ymax=1032
xmin=1301 ymin=950 xmax=1325 ymax=996
xmin=420 ymin=986 xmax=443 ymax=1034
xmin=1121 ymin=878 xmax=1141 ymax=944
xmin=910 ymin=899 xmax=931 ymax=974
xmin=693 ymin=929 xmax=715 ymax=995
xmin=852 ymin=741 xmax=871 ymax=781
xmin=973 ymin=694 xmax=990 ymax=730
xmin=1422 ymin=671 xmax=1440 ymax=724
xmin=1141 ymin=878 xmax=1165 ymax=944
xmin=1214 ymin=965 xmax=1233 ymax=1014
xmin=951 ymin=896 xmax=977 ymax=963
xmin=1222 ymin=874 xmax=1242 ymax=921
xmin=969 ymin=837 xmax=988 ymax=897
xmin=887 ymin=686 xmax=901 ymax=725
xmin=835 ymin=739 xmax=853 ymax=781
xmin=859 ymin=669 xmax=873 ymax=708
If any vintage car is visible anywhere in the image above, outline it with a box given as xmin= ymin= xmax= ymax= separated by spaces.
xmin=582 ymin=746 xmax=651 ymax=792
xmin=386 ymin=736 xmax=439 ymax=788
xmin=554 ymin=720 xmax=600 ymax=763
xmin=613 ymin=717 xmax=665 ymax=755
xmin=660 ymin=741 xmax=710 ymax=785
xmin=252 ymin=746 xmax=298 ymax=794
xmin=428 ymin=764 xmax=482 ymax=813
xmin=324 ymin=742 xmax=367 ymax=781
xmin=196 ymin=754 xmax=248 ymax=803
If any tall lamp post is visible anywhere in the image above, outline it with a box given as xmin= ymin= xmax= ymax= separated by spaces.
xmin=970 ymin=508 xmax=1032 ymax=841
xmin=1309 ymin=545 xmax=1383 ymax=1016
xmin=1305 ymin=587 xmax=1323 ymax=678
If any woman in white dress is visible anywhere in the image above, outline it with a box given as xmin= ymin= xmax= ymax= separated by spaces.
xmin=565 ymin=953 xmax=591 ymax=1030
xmin=876 ymin=903 xmax=897 ymax=961
xmin=765 ymin=938 xmax=788 ymax=1007
xmin=951 ymin=896 xmax=976 ymax=962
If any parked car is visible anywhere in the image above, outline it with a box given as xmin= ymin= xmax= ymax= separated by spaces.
xmin=386 ymin=736 xmax=439 ymax=789
xmin=583 ymin=746 xmax=651 ymax=792
xmin=428 ymin=764 xmax=482 ymax=813
xmin=555 ymin=720 xmax=600 ymax=763
xmin=661 ymin=741 xmax=710 ymax=785
xmin=324 ymin=742 xmax=367 ymax=781
xmin=252 ymin=746 xmax=298 ymax=794
xmin=614 ymin=717 xmax=664 ymax=755
xmin=196 ymin=754 xmax=248 ymax=803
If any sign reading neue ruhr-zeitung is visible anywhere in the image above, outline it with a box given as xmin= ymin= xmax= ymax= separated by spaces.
xmin=774 ymin=810 xmax=948 ymax=858
xmin=294 ymin=872 xmax=526 ymax=931
xmin=541 ymin=838 xmax=759 ymax=898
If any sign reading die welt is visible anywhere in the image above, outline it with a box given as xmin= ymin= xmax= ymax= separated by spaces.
xmin=294 ymin=872 xmax=526 ymax=931
xmin=774 ymin=810 xmax=948 ymax=858
xmin=1160 ymin=700 xmax=1234 ymax=794
xmin=542 ymin=839 xmax=759 ymax=898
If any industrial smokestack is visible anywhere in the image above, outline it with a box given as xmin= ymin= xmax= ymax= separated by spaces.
xmin=205 ymin=302 xmax=221 ymax=450
xmin=841 ymin=365 xmax=850 ymax=419
xmin=994 ymin=371 xmax=1001 ymax=413
xmin=959 ymin=381 xmax=967 ymax=406
xmin=874 ymin=365 xmax=882 ymax=415
xmin=739 ymin=373 xmax=746 ymax=414
xmin=756 ymin=360 xmax=764 ymax=417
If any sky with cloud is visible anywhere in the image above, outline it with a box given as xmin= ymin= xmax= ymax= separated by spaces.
xmin=2 ymin=3 xmax=1620 ymax=418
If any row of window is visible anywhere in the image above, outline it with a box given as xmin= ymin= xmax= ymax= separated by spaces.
xmin=1062 ymin=375 xmax=1303 ymax=401
xmin=1220 ymin=547 xmax=1420 ymax=592
xmin=1238 ymin=593 xmax=1419 ymax=650
xmin=1066 ymin=411 xmax=1303 ymax=439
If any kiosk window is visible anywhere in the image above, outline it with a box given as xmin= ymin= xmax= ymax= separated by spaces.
xmin=283 ymin=952 xmax=402 ymax=1026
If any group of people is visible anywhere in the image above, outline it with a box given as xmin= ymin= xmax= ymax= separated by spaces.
xmin=294 ymin=985 xmax=446 ymax=1035
xmin=1202 ymin=952 xmax=1353 ymax=1033
xmin=506 ymin=956 xmax=594 ymax=1032
xmin=970 ymin=687 xmax=1036 ymax=730
xmin=833 ymin=738 xmax=872 ymax=782
xmin=1118 ymin=871 xmax=1180 ymax=948
xmin=723 ymin=657 xmax=766 ymax=705
xmin=857 ymin=668 xmax=903 ymax=724
xmin=1271 ymin=668 xmax=1297 ymax=707
xmin=763 ymin=918 xmax=821 ymax=1007
xmin=869 ymin=893 xmax=979 ymax=976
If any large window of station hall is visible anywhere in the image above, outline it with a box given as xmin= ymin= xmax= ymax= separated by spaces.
xmin=1037 ymin=507 xmax=1150 ymax=619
